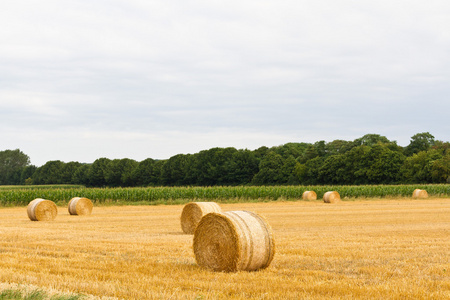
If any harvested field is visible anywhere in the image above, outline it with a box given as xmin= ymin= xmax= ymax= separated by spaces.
xmin=0 ymin=198 xmax=449 ymax=299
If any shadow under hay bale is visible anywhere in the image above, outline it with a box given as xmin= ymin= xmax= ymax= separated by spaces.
xmin=193 ymin=210 xmax=275 ymax=272
xmin=180 ymin=202 xmax=222 ymax=234
xmin=302 ymin=191 xmax=317 ymax=200
xmin=27 ymin=198 xmax=58 ymax=221
xmin=323 ymin=191 xmax=341 ymax=203
xmin=412 ymin=189 xmax=428 ymax=199
xmin=68 ymin=197 xmax=93 ymax=215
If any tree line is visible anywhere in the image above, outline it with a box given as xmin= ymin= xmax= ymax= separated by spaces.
xmin=1 ymin=132 xmax=449 ymax=187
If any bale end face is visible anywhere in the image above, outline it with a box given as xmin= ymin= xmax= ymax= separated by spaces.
xmin=27 ymin=198 xmax=58 ymax=221
xmin=193 ymin=210 xmax=275 ymax=272
xmin=180 ymin=202 xmax=221 ymax=234
xmin=302 ymin=191 xmax=317 ymax=200
xmin=412 ymin=189 xmax=428 ymax=199
xmin=323 ymin=191 xmax=341 ymax=203
xmin=68 ymin=197 xmax=93 ymax=215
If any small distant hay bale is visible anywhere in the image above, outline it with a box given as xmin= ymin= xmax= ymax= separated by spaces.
xmin=323 ymin=191 xmax=341 ymax=203
xmin=193 ymin=210 xmax=275 ymax=272
xmin=180 ymin=202 xmax=222 ymax=234
xmin=68 ymin=197 xmax=93 ymax=215
xmin=412 ymin=189 xmax=428 ymax=199
xmin=27 ymin=198 xmax=58 ymax=221
xmin=302 ymin=191 xmax=317 ymax=200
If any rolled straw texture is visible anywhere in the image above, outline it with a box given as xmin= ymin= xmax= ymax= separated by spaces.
xmin=27 ymin=198 xmax=58 ymax=221
xmin=302 ymin=191 xmax=317 ymax=200
xmin=68 ymin=197 xmax=93 ymax=215
xmin=412 ymin=189 xmax=428 ymax=199
xmin=181 ymin=202 xmax=222 ymax=234
xmin=323 ymin=191 xmax=341 ymax=203
xmin=193 ymin=210 xmax=275 ymax=272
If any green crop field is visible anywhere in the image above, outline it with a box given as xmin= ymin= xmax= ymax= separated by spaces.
xmin=0 ymin=184 xmax=449 ymax=207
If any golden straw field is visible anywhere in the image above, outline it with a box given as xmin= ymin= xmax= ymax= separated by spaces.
xmin=1 ymin=198 xmax=449 ymax=299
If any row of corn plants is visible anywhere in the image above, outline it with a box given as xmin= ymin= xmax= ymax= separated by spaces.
xmin=0 ymin=184 xmax=449 ymax=207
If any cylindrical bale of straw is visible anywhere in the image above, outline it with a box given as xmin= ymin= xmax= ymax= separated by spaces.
xmin=68 ymin=197 xmax=93 ymax=215
xmin=323 ymin=191 xmax=341 ymax=203
xmin=181 ymin=202 xmax=222 ymax=234
xmin=412 ymin=189 xmax=428 ymax=199
xmin=193 ymin=210 xmax=275 ymax=272
xmin=27 ymin=198 xmax=58 ymax=221
xmin=302 ymin=191 xmax=317 ymax=200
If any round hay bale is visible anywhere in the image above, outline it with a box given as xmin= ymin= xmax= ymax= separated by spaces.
xmin=302 ymin=190 xmax=317 ymax=200
xmin=193 ymin=210 xmax=275 ymax=272
xmin=323 ymin=191 xmax=341 ymax=203
xmin=27 ymin=198 xmax=58 ymax=221
xmin=412 ymin=189 xmax=428 ymax=199
xmin=68 ymin=197 xmax=93 ymax=215
xmin=181 ymin=202 xmax=222 ymax=234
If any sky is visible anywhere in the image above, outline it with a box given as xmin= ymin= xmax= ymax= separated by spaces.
xmin=1 ymin=0 xmax=449 ymax=166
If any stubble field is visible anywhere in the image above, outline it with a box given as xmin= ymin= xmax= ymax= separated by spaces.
xmin=0 ymin=198 xmax=449 ymax=299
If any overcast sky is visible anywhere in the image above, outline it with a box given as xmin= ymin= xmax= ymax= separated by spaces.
xmin=1 ymin=1 xmax=449 ymax=166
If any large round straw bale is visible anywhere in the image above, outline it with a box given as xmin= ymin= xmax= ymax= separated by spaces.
xmin=27 ymin=198 xmax=58 ymax=221
xmin=193 ymin=210 xmax=275 ymax=272
xmin=412 ymin=189 xmax=428 ymax=199
xmin=181 ymin=202 xmax=222 ymax=234
xmin=302 ymin=190 xmax=317 ymax=200
xmin=68 ymin=197 xmax=93 ymax=215
xmin=323 ymin=191 xmax=341 ymax=203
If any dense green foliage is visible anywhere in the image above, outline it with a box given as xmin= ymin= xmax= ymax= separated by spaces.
xmin=0 ymin=149 xmax=31 ymax=185
xmin=1 ymin=132 xmax=449 ymax=187
xmin=0 ymin=184 xmax=449 ymax=207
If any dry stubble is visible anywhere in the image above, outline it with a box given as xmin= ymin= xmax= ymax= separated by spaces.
xmin=0 ymin=198 xmax=449 ymax=299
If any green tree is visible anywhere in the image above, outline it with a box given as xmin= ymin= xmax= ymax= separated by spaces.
xmin=432 ymin=141 xmax=450 ymax=154
xmin=343 ymin=145 xmax=371 ymax=184
xmin=120 ymin=159 xmax=139 ymax=186
xmin=253 ymin=146 xmax=270 ymax=160
xmin=60 ymin=162 xmax=82 ymax=184
xmin=252 ymin=151 xmax=285 ymax=185
xmin=364 ymin=144 xmax=405 ymax=184
xmin=223 ymin=149 xmax=259 ymax=185
xmin=281 ymin=155 xmax=299 ymax=184
xmin=104 ymin=158 xmax=138 ymax=187
xmin=429 ymin=141 xmax=450 ymax=183
xmin=131 ymin=158 xmax=161 ymax=186
xmin=182 ymin=148 xmax=239 ymax=186
xmin=313 ymin=141 xmax=327 ymax=157
xmin=400 ymin=149 xmax=442 ymax=183
xmin=302 ymin=156 xmax=325 ymax=184
xmin=0 ymin=149 xmax=31 ymax=185
xmin=293 ymin=162 xmax=307 ymax=183
xmin=20 ymin=165 xmax=37 ymax=185
xmin=271 ymin=143 xmax=310 ymax=160
xmin=160 ymin=154 xmax=190 ymax=186
xmin=299 ymin=144 xmax=318 ymax=163
xmin=201 ymin=148 xmax=238 ymax=185
xmin=318 ymin=154 xmax=347 ymax=184
xmin=405 ymin=132 xmax=435 ymax=156
xmin=431 ymin=153 xmax=450 ymax=183
xmin=325 ymin=139 xmax=354 ymax=156
xmin=353 ymin=134 xmax=390 ymax=147
xmin=32 ymin=160 xmax=65 ymax=184
xmin=72 ymin=164 xmax=91 ymax=185
xmin=88 ymin=158 xmax=111 ymax=187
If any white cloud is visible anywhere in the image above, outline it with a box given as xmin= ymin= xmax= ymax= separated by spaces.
xmin=0 ymin=0 xmax=449 ymax=165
